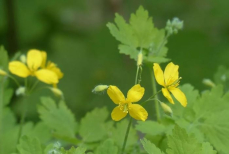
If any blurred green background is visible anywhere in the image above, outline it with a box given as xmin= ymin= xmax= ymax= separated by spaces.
xmin=1 ymin=0 xmax=229 ymax=120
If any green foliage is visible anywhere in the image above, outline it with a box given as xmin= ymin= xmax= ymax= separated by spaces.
xmin=17 ymin=136 xmax=43 ymax=154
xmin=166 ymin=125 xmax=216 ymax=154
xmin=38 ymin=97 xmax=78 ymax=143
xmin=191 ymin=86 xmax=229 ymax=152
xmin=0 ymin=46 xmax=8 ymax=70
xmin=136 ymin=121 xmax=166 ymax=136
xmin=79 ymin=107 xmax=111 ymax=143
xmin=111 ymin=119 xmax=137 ymax=149
xmin=107 ymin=6 xmax=169 ymax=63
xmin=60 ymin=146 xmax=87 ymax=154
xmin=0 ymin=108 xmax=19 ymax=154
xmin=95 ymin=139 xmax=118 ymax=154
xmin=141 ymin=138 xmax=165 ymax=154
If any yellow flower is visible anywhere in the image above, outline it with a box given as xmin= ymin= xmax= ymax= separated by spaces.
xmin=153 ymin=62 xmax=187 ymax=107
xmin=107 ymin=84 xmax=148 ymax=121
xmin=9 ymin=49 xmax=58 ymax=84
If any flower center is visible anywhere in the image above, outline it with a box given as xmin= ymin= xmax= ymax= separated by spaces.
xmin=119 ymin=103 xmax=129 ymax=113
xmin=167 ymin=77 xmax=182 ymax=88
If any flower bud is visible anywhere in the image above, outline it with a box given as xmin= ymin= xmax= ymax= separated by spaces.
xmin=49 ymin=87 xmax=63 ymax=98
xmin=20 ymin=54 xmax=27 ymax=64
xmin=165 ymin=17 xmax=183 ymax=35
xmin=137 ymin=52 xmax=143 ymax=66
xmin=0 ymin=69 xmax=7 ymax=76
xmin=92 ymin=85 xmax=109 ymax=94
xmin=202 ymin=78 xmax=215 ymax=87
xmin=16 ymin=87 xmax=26 ymax=96
xmin=160 ymin=102 xmax=173 ymax=115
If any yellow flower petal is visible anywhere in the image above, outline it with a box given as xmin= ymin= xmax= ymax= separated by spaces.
xmin=47 ymin=62 xmax=63 ymax=79
xmin=9 ymin=61 xmax=30 ymax=78
xmin=164 ymin=62 xmax=179 ymax=86
xmin=41 ymin=51 xmax=47 ymax=68
xmin=35 ymin=69 xmax=58 ymax=84
xmin=127 ymin=84 xmax=145 ymax=103
xmin=153 ymin=63 xmax=165 ymax=86
xmin=162 ymin=88 xmax=174 ymax=104
xmin=169 ymin=87 xmax=187 ymax=107
xmin=111 ymin=106 xmax=127 ymax=121
xmin=27 ymin=49 xmax=43 ymax=71
xmin=107 ymin=86 xmax=125 ymax=104
xmin=129 ymin=104 xmax=148 ymax=121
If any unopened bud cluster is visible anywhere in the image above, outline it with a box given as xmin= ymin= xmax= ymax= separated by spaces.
xmin=165 ymin=17 xmax=183 ymax=35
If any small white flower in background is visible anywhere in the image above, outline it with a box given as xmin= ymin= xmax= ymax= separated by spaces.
xmin=16 ymin=87 xmax=26 ymax=96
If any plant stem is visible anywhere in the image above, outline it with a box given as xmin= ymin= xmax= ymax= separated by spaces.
xmin=29 ymin=80 xmax=39 ymax=93
xmin=17 ymin=96 xmax=28 ymax=144
xmin=8 ymin=75 xmax=20 ymax=87
xmin=121 ymin=118 xmax=133 ymax=154
xmin=150 ymin=67 xmax=161 ymax=121
xmin=0 ymin=78 xmax=6 ymax=148
xmin=121 ymin=63 xmax=141 ymax=154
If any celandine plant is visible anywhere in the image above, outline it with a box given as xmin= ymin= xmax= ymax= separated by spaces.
xmin=0 ymin=5 xmax=228 ymax=154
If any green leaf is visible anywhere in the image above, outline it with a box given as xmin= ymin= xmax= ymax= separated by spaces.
xmin=79 ymin=107 xmax=110 ymax=142
xmin=107 ymin=6 xmax=168 ymax=63
xmin=171 ymin=84 xmax=199 ymax=120
xmin=17 ymin=136 xmax=43 ymax=154
xmin=136 ymin=121 xmax=166 ymax=136
xmin=166 ymin=125 xmax=216 ymax=154
xmin=95 ymin=139 xmax=118 ymax=154
xmin=0 ymin=108 xmax=19 ymax=154
xmin=0 ymin=46 xmax=8 ymax=70
xmin=141 ymin=138 xmax=165 ymax=154
xmin=23 ymin=122 xmax=52 ymax=144
xmin=213 ymin=65 xmax=229 ymax=91
xmin=38 ymin=97 xmax=78 ymax=143
xmin=166 ymin=125 xmax=202 ymax=154
xmin=129 ymin=6 xmax=154 ymax=48
xmin=61 ymin=146 xmax=87 ymax=154
xmin=3 ymin=88 xmax=13 ymax=106
xmin=201 ymin=142 xmax=217 ymax=154
xmin=107 ymin=14 xmax=137 ymax=47
xmin=111 ymin=119 xmax=137 ymax=149
xmin=199 ymin=111 xmax=229 ymax=153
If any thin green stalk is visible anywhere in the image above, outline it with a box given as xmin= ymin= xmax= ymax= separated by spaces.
xmin=17 ymin=96 xmax=28 ymax=144
xmin=150 ymin=68 xmax=161 ymax=121
xmin=141 ymin=89 xmax=162 ymax=106
xmin=29 ymin=80 xmax=39 ymax=93
xmin=156 ymin=32 xmax=170 ymax=55
xmin=121 ymin=118 xmax=133 ymax=154
xmin=121 ymin=64 xmax=141 ymax=154
xmin=135 ymin=66 xmax=140 ymax=85
xmin=8 ymin=75 xmax=20 ymax=87
xmin=0 ymin=78 xmax=5 ymax=147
